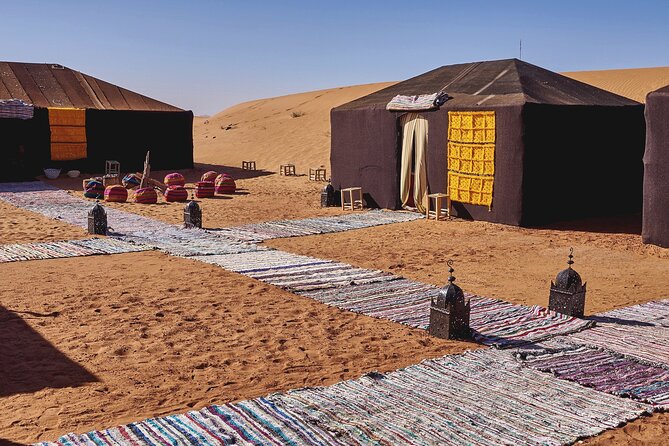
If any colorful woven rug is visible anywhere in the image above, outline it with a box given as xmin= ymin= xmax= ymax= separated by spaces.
xmin=0 ymin=238 xmax=151 ymax=263
xmin=588 ymin=299 xmax=669 ymax=327
xmin=216 ymin=210 xmax=423 ymax=242
xmin=517 ymin=344 xmax=669 ymax=408
xmin=0 ymin=183 xmax=261 ymax=257
xmin=36 ymin=349 xmax=650 ymax=446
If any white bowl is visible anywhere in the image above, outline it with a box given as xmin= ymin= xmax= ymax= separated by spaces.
xmin=43 ymin=168 xmax=61 ymax=179
xmin=67 ymin=170 xmax=81 ymax=178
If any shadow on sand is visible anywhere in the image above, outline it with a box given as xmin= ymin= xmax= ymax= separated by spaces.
xmin=0 ymin=305 xmax=98 ymax=397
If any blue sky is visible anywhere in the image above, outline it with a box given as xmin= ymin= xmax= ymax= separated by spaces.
xmin=2 ymin=1 xmax=668 ymax=115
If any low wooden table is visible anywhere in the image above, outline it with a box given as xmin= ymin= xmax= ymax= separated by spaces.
xmin=426 ymin=193 xmax=451 ymax=220
xmin=242 ymin=161 xmax=256 ymax=170
xmin=279 ymin=164 xmax=296 ymax=176
xmin=309 ymin=167 xmax=327 ymax=181
xmin=341 ymin=187 xmax=363 ymax=211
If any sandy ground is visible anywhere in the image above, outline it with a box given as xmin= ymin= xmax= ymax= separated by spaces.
xmin=0 ymin=200 xmax=87 ymax=244
xmin=1 ymin=175 xmax=668 ymax=444
xmin=564 ymin=66 xmax=669 ymax=103
xmin=0 ymin=251 xmax=469 ymax=444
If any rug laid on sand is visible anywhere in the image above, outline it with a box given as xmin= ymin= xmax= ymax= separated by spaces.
xmin=36 ymin=349 xmax=650 ymax=446
xmin=516 ymin=343 xmax=669 ymax=408
xmin=216 ymin=210 xmax=424 ymax=242
xmin=0 ymin=238 xmax=151 ymax=263
xmin=193 ymin=249 xmax=593 ymax=347
xmin=0 ymin=182 xmax=261 ymax=257
xmin=587 ymin=299 xmax=669 ymax=327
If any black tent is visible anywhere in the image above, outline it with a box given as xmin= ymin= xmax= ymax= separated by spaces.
xmin=642 ymin=84 xmax=669 ymax=247
xmin=331 ymin=59 xmax=645 ymax=226
xmin=0 ymin=61 xmax=193 ymax=181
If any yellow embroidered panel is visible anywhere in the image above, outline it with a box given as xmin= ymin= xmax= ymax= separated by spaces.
xmin=447 ymin=111 xmax=495 ymax=143
xmin=49 ymin=108 xmax=87 ymax=161
xmin=447 ymin=111 xmax=496 ymax=208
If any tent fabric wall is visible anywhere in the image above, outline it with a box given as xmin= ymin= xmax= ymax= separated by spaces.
xmin=642 ymin=86 xmax=669 ymax=247
xmin=85 ymin=109 xmax=194 ymax=173
xmin=423 ymin=104 xmax=525 ymax=225
xmin=521 ymin=104 xmax=645 ymax=226
xmin=0 ymin=109 xmax=50 ymax=181
xmin=330 ymin=107 xmax=401 ymax=209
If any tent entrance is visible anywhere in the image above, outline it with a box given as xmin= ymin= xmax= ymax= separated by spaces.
xmin=399 ymin=113 xmax=428 ymax=213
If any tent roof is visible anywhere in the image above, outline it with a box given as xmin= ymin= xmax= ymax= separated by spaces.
xmin=0 ymin=61 xmax=184 ymax=112
xmin=336 ymin=59 xmax=640 ymax=111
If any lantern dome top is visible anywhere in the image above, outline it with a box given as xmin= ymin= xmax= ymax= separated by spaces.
xmin=554 ymin=248 xmax=583 ymax=291
xmin=437 ymin=260 xmax=465 ymax=306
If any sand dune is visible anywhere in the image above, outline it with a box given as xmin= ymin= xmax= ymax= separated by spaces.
xmin=563 ymin=66 xmax=669 ymax=103
xmin=194 ymin=82 xmax=395 ymax=174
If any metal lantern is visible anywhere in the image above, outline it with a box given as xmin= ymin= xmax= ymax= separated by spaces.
xmin=88 ymin=201 xmax=108 ymax=235
xmin=429 ymin=260 xmax=471 ymax=340
xmin=321 ymin=180 xmax=335 ymax=207
xmin=184 ymin=199 xmax=202 ymax=229
xmin=549 ymin=248 xmax=587 ymax=317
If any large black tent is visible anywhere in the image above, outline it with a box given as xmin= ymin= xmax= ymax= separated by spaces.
xmin=331 ymin=59 xmax=645 ymax=226
xmin=642 ymin=84 xmax=669 ymax=247
xmin=0 ymin=61 xmax=193 ymax=182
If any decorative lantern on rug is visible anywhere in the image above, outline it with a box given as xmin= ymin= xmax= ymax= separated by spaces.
xmin=215 ymin=174 xmax=236 ymax=194
xmin=88 ymin=201 xmax=108 ymax=235
xmin=134 ymin=187 xmax=158 ymax=204
xmin=429 ymin=260 xmax=471 ymax=340
xmin=321 ymin=179 xmax=335 ymax=207
xmin=164 ymin=185 xmax=189 ymax=202
xmin=201 ymin=171 xmax=218 ymax=182
xmin=122 ymin=173 xmax=141 ymax=189
xmin=164 ymin=172 xmax=186 ymax=187
xmin=104 ymin=185 xmax=128 ymax=203
xmin=184 ymin=200 xmax=202 ymax=228
xmin=195 ymin=181 xmax=215 ymax=198
xmin=549 ymin=248 xmax=587 ymax=317
xmin=83 ymin=180 xmax=105 ymax=199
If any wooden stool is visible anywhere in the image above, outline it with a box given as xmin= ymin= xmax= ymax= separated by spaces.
xmin=426 ymin=193 xmax=451 ymax=220
xmin=309 ymin=167 xmax=327 ymax=181
xmin=242 ymin=161 xmax=256 ymax=170
xmin=341 ymin=187 xmax=363 ymax=210
xmin=280 ymin=164 xmax=296 ymax=176
xmin=103 ymin=174 xmax=120 ymax=187
xmin=105 ymin=160 xmax=120 ymax=176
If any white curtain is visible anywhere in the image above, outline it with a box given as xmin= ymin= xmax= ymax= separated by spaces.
xmin=400 ymin=113 xmax=429 ymax=213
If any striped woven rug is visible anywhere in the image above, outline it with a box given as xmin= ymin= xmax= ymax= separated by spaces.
xmin=216 ymin=210 xmax=423 ymax=242
xmin=588 ymin=299 xmax=669 ymax=327
xmin=0 ymin=238 xmax=151 ymax=263
xmin=0 ymin=183 xmax=262 ymax=257
xmin=36 ymin=349 xmax=650 ymax=446
xmin=517 ymin=344 xmax=669 ymax=408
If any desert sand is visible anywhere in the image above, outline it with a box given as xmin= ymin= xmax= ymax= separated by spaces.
xmin=193 ymin=82 xmax=394 ymax=173
xmin=3 ymin=67 xmax=669 ymax=445
xmin=564 ymin=66 xmax=669 ymax=103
